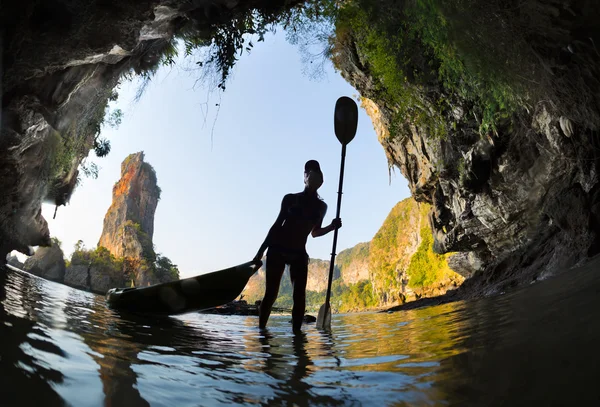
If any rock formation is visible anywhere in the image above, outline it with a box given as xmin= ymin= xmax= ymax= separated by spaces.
xmin=98 ymin=152 xmax=159 ymax=260
xmin=62 ymin=152 xmax=172 ymax=291
xmin=6 ymin=254 xmax=24 ymax=269
xmin=22 ymin=241 xmax=66 ymax=282
xmin=0 ymin=0 xmax=302 ymax=260
xmin=306 ymin=259 xmax=337 ymax=292
xmin=337 ymin=243 xmax=370 ymax=285
xmin=332 ymin=1 xmax=600 ymax=298
xmin=64 ymin=248 xmax=128 ymax=294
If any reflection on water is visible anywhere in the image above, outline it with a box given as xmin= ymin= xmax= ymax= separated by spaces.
xmin=2 ymin=258 xmax=600 ymax=406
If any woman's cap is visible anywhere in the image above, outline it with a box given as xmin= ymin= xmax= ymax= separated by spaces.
xmin=305 ymin=160 xmax=321 ymax=173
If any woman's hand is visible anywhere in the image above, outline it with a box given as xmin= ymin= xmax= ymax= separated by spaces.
xmin=331 ymin=218 xmax=342 ymax=230
xmin=253 ymin=251 xmax=265 ymax=263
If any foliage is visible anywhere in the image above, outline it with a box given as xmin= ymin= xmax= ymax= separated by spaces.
xmin=122 ymin=221 xmax=156 ymax=263
xmin=154 ymin=254 xmax=180 ymax=282
xmin=70 ymin=242 xmax=179 ymax=285
xmin=368 ymin=198 xmax=456 ymax=303
xmin=73 ymin=240 xmax=85 ymax=253
xmin=93 ymin=138 xmax=111 ymax=158
xmin=79 ymin=161 xmax=99 ymax=180
xmin=128 ymin=1 xmax=311 ymax=91
xmin=72 ymin=89 xmax=124 ymax=185
xmin=327 ymin=0 xmax=600 ymax=136
xmin=70 ymin=246 xmax=125 ymax=281
xmin=331 ymin=279 xmax=377 ymax=312
xmin=331 ymin=1 xmax=448 ymax=138
xmin=283 ymin=0 xmax=340 ymax=79
xmin=91 ymin=106 xmax=123 ymax=158
xmin=51 ymin=237 xmax=62 ymax=248
xmin=48 ymin=130 xmax=77 ymax=181
xmin=407 ymin=214 xmax=454 ymax=288
xmin=369 ymin=199 xmax=418 ymax=302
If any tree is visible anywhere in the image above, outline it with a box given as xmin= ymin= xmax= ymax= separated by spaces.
xmin=154 ymin=254 xmax=180 ymax=282
xmin=74 ymin=240 xmax=85 ymax=253
xmin=51 ymin=237 xmax=62 ymax=248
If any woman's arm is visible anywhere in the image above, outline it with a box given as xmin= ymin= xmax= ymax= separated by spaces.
xmin=254 ymin=194 xmax=290 ymax=260
xmin=311 ymin=202 xmax=342 ymax=238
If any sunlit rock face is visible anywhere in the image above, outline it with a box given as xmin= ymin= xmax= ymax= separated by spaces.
xmin=98 ymin=152 xmax=159 ymax=259
xmin=337 ymin=243 xmax=370 ymax=285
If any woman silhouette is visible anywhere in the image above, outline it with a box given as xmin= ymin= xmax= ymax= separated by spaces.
xmin=254 ymin=160 xmax=341 ymax=332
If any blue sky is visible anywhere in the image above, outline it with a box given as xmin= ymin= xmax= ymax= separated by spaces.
xmin=40 ymin=30 xmax=410 ymax=278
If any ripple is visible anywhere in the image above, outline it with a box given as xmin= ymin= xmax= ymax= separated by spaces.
xmin=2 ymin=259 xmax=600 ymax=405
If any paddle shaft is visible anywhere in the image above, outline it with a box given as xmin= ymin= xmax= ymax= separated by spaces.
xmin=324 ymin=143 xmax=347 ymax=309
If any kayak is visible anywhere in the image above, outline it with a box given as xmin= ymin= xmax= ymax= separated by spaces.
xmin=105 ymin=260 xmax=262 ymax=316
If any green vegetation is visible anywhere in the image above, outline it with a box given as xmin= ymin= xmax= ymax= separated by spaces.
xmin=407 ymin=207 xmax=454 ymax=287
xmin=71 ymin=246 xmax=125 ymax=282
xmin=154 ymin=254 xmax=181 ymax=283
xmin=270 ymin=275 xmax=377 ymax=313
xmin=332 ymin=279 xmax=377 ymax=311
xmin=48 ymin=130 xmax=77 ymax=181
xmin=327 ymin=0 xmax=528 ymax=138
xmin=244 ymin=197 xmax=459 ymax=312
xmin=282 ymin=0 xmax=599 ymax=138
xmin=368 ymin=198 xmax=457 ymax=304
xmin=69 ymin=234 xmax=179 ymax=287
xmin=51 ymin=236 xmax=62 ymax=248
xmin=88 ymin=89 xmax=123 ymax=159
xmin=122 ymin=221 xmax=156 ymax=263
xmin=369 ymin=199 xmax=418 ymax=302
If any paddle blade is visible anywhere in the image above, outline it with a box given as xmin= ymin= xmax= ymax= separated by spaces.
xmin=316 ymin=303 xmax=332 ymax=330
xmin=334 ymin=96 xmax=358 ymax=145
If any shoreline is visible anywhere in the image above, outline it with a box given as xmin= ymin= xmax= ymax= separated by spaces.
xmin=382 ymin=253 xmax=600 ymax=313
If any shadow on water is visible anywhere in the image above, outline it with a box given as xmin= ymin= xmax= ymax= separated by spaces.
xmin=65 ymin=300 xmax=240 ymax=406
xmin=434 ymin=256 xmax=600 ymax=406
xmin=0 ymin=270 xmax=66 ymax=406
xmin=256 ymin=330 xmax=351 ymax=406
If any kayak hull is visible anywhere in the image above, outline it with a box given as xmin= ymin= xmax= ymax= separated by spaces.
xmin=105 ymin=260 xmax=261 ymax=316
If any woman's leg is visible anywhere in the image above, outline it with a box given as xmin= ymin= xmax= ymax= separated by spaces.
xmin=290 ymin=256 xmax=309 ymax=333
xmin=259 ymin=251 xmax=285 ymax=329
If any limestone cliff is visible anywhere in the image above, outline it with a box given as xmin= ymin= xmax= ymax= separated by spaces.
xmin=65 ymin=247 xmax=128 ymax=294
xmin=60 ymin=153 xmax=176 ymax=292
xmin=332 ymin=0 xmax=600 ymax=298
xmin=98 ymin=152 xmax=159 ymax=260
xmin=306 ymin=259 xmax=336 ymax=292
xmin=368 ymin=199 xmax=463 ymax=305
xmin=337 ymin=242 xmax=370 ymax=285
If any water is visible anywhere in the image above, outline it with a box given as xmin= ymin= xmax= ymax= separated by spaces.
xmin=2 ymin=259 xmax=600 ymax=406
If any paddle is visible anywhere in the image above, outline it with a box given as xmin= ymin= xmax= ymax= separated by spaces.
xmin=316 ymin=96 xmax=358 ymax=330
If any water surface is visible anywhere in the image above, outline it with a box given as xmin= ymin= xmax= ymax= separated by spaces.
xmin=2 ymin=259 xmax=600 ymax=406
